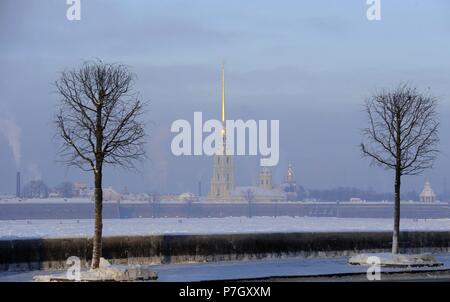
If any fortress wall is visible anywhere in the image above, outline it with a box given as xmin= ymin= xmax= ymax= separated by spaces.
xmin=0 ymin=202 xmax=449 ymax=220
xmin=1 ymin=231 xmax=450 ymax=272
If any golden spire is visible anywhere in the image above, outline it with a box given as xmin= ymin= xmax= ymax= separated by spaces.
xmin=220 ymin=63 xmax=227 ymax=154
xmin=221 ymin=63 xmax=225 ymax=124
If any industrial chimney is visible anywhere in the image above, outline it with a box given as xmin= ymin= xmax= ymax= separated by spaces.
xmin=16 ymin=171 xmax=21 ymax=198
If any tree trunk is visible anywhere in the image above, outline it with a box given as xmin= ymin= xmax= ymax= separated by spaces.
xmin=392 ymin=167 xmax=401 ymax=254
xmin=91 ymin=166 xmax=103 ymax=269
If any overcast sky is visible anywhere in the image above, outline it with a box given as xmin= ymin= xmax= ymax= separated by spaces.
xmin=1 ymin=0 xmax=450 ymax=195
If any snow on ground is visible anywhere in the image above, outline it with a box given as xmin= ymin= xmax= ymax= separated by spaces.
xmin=1 ymin=216 xmax=450 ymax=240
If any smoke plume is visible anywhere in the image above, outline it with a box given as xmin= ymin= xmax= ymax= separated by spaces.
xmin=0 ymin=116 xmax=21 ymax=168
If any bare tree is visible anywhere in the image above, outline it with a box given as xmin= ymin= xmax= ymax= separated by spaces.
xmin=243 ymin=188 xmax=256 ymax=218
xmin=22 ymin=180 xmax=50 ymax=198
xmin=361 ymin=84 xmax=439 ymax=254
xmin=55 ymin=60 xmax=147 ymax=268
xmin=243 ymin=188 xmax=256 ymax=203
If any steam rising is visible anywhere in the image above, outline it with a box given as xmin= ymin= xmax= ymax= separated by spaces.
xmin=0 ymin=117 xmax=21 ymax=168
xmin=27 ymin=163 xmax=41 ymax=181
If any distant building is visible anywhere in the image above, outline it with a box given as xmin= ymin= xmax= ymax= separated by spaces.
xmin=73 ymin=182 xmax=89 ymax=197
xmin=231 ymin=186 xmax=286 ymax=202
xmin=160 ymin=194 xmax=181 ymax=202
xmin=48 ymin=192 xmax=61 ymax=198
xmin=350 ymin=197 xmax=363 ymax=203
xmin=149 ymin=192 xmax=160 ymax=202
xmin=280 ymin=164 xmax=298 ymax=201
xmin=90 ymin=186 xmax=122 ymax=202
xmin=179 ymin=192 xmax=198 ymax=202
xmin=121 ymin=193 xmax=151 ymax=202
xmin=229 ymin=165 xmax=297 ymax=202
xmin=420 ymin=181 xmax=436 ymax=203
xmin=103 ymin=187 xmax=122 ymax=202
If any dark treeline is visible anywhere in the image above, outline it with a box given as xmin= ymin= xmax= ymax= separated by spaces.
xmin=21 ymin=180 xmax=74 ymax=199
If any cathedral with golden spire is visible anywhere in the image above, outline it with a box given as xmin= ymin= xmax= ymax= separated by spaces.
xmin=208 ymin=64 xmax=235 ymax=199
xmin=207 ymin=64 xmax=298 ymax=202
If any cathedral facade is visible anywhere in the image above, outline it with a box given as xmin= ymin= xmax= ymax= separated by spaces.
xmin=209 ymin=153 xmax=234 ymax=198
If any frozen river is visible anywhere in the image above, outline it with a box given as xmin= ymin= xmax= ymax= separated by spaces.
xmin=1 ymin=216 xmax=450 ymax=240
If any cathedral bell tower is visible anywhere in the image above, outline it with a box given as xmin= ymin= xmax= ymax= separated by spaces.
xmin=259 ymin=167 xmax=272 ymax=190
xmin=208 ymin=64 xmax=235 ymax=200
xmin=284 ymin=164 xmax=298 ymax=201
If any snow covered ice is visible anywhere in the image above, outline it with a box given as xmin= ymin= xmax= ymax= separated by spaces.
xmin=1 ymin=216 xmax=450 ymax=240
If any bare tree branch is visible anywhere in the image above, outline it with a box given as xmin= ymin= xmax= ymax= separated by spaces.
xmin=55 ymin=59 xmax=148 ymax=171
xmin=360 ymin=84 xmax=439 ymax=176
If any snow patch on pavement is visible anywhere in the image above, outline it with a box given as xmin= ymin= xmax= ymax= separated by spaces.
xmin=348 ymin=253 xmax=443 ymax=267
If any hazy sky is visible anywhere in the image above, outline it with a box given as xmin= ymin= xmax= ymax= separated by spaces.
xmin=1 ymin=0 xmax=450 ymax=195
